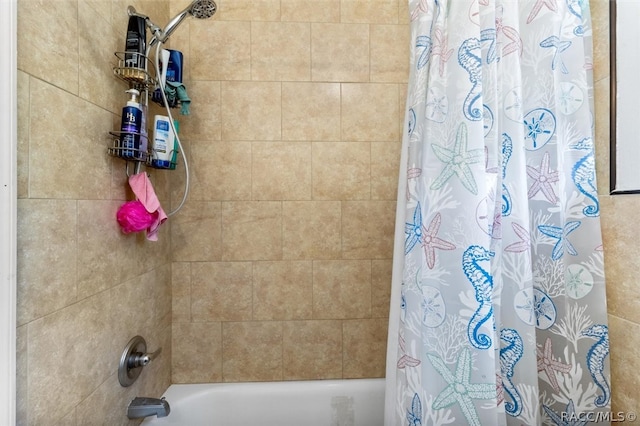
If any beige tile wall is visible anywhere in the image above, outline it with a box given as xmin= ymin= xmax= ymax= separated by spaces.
xmin=169 ymin=0 xmax=408 ymax=383
xmin=16 ymin=0 xmax=172 ymax=425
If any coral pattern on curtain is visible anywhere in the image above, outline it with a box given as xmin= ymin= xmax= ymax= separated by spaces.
xmin=385 ymin=1 xmax=610 ymax=425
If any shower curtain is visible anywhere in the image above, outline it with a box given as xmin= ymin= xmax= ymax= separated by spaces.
xmin=384 ymin=1 xmax=609 ymax=425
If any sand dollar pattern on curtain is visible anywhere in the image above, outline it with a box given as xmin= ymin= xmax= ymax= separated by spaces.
xmin=388 ymin=0 xmax=610 ymax=425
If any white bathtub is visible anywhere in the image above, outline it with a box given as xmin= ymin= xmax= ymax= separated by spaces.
xmin=141 ymin=378 xmax=385 ymax=426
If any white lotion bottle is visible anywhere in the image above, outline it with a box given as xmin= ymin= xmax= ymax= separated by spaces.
xmin=151 ymin=115 xmax=174 ymax=168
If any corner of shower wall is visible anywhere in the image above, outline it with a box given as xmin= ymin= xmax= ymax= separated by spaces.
xmin=15 ymin=0 xmax=173 ymax=424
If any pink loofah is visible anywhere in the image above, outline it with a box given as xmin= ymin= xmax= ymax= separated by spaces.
xmin=116 ymin=200 xmax=159 ymax=234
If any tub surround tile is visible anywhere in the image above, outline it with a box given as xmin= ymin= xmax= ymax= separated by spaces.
xmin=170 ymin=201 xmax=222 ymax=262
xmin=342 ymin=201 xmax=396 ymax=259
xmin=142 ymin=326 xmax=173 ymax=398
xmin=609 ymin=315 xmax=640 ymax=413
xmin=222 ymin=321 xmax=284 ymax=382
xmin=27 ymin=291 xmax=112 ymax=426
xmin=371 ymin=142 xmax=401 ymax=200
xmin=29 ymin=80 xmax=112 ymax=200
xmin=110 ymin=266 xmax=172 ymax=349
xmin=398 ymin=0 xmax=409 ymax=24
xmin=173 ymin=322 xmax=223 ymax=383
xmin=253 ymin=261 xmax=313 ymax=320
xmin=18 ymin=0 xmax=79 ymax=95
xmin=85 ymin=0 xmax=111 ymax=23
xmin=16 ymin=325 xmax=27 ymax=426
xmin=251 ymin=22 xmax=311 ymax=81
xmin=313 ymin=260 xmax=372 ymax=319
xmin=17 ymin=199 xmax=78 ymax=325
xmin=191 ymin=21 xmax=251 ymax=81
xmin=191 ymin=262 xmax=253 ymax=322
xmin=590 ymin=0 xmax=610 ymax=84
xmin=370 ymin=24 xmax=410 ymax=83
xmin=312 ymin=142 xmax=371 ymax=200
xmin=340 ymin=0 xmax=399 ymax=24
xmin=252 ymin=142 xmax=312 ymax=201
xmin=221 ymin=201 xmax=283 ymax=261
xmin=169 ymin=0 xmax=192 ymax=16
xmin=216 ymin=0 xmax=281 ymax=21
xmin=283 ymin=320 xmax=343 ymax=380
xmin=594 ymin=77 xmax=610 ymax=195
xmin=177 ymin=81 xmax=222 ymax=141
xmin=282 ymin=201 xmax=342 ymax=260
xmin=281 ymin=83 xmax=341 ymax=141
xmin=398 ymin=82 xmax=409 ymax=136
xmin=371 ymin=260 xmax=392 ymax=318
xmin=311 ymin=23 xmax=370 ymax=82
xmin=601 ymin=196 xmax=640 ymax=324
xmin=189 ymin=142 xmax=252 ymax=201
xmin=343 ymin=318 xmax=388 ymax=378
xmin=132 ymin=222 xmax=172 ymax=273
xmin=79 ymin=1 xmax=121 ymax=114
xmin=17 ymin=72 xmax=29 ymax=199
xmin=221 ymin=81 xmax=282 ymax=141
xmin=53 ymin=410 xmax=77 ymax=426
xmin=172 ymin=262 xmax=192 ymax=323
xmin=341 ymin=83 xmax=400 ymax=141
xmin=281 ymin=0 xmax=340 ymax=22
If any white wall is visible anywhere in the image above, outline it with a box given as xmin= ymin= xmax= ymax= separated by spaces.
xmin=0 ymin=0 xmax=17 ymax=424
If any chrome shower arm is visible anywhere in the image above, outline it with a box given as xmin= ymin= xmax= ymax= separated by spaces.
xmin=151 ymin=5 xmax=192 ymax=46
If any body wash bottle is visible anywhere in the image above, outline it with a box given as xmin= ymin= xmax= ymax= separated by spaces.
xmin=120 ymin=89 xmax=143 ymax=159
xmin=151 ymin=115 xmax=174 ymax=168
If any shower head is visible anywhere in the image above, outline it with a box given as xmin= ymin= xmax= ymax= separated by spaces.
xmin=151 ymin=0 xmax=217 ymax=46
xmin=189 ymin=0 xmax=218 ymax=19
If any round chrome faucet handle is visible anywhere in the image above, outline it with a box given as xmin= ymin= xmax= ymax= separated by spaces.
xmin=119 ymin=336 xmax=162 ymax=387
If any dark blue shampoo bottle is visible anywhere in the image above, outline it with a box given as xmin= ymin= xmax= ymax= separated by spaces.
xmin=120 ymin=89 xmax=143 ymax=159
xmin=166 ymin=49 xmax=183 ymax=83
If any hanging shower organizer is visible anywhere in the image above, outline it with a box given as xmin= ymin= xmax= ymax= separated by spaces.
xmin=108 ymin=51 xmax=179 ymax=172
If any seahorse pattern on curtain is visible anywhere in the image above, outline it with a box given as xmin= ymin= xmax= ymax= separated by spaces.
xmin=386 ymin=0 xmax=610 ymax=425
